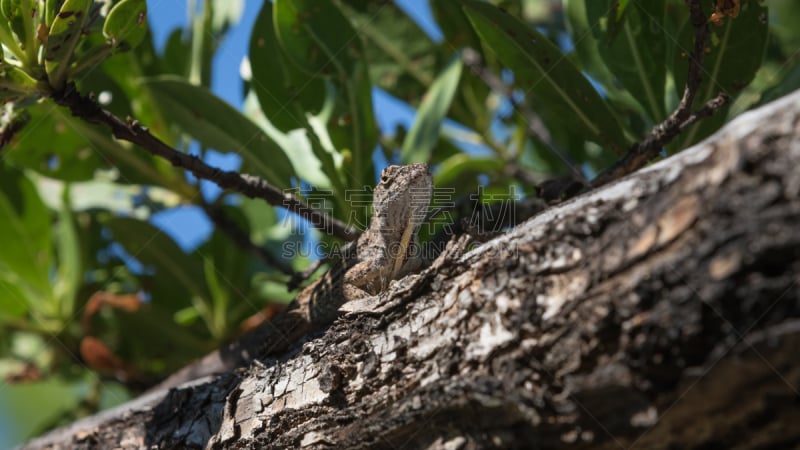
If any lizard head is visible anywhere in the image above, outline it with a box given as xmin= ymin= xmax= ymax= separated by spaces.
xmin=371 ymin=163 xmax=433 ymax=233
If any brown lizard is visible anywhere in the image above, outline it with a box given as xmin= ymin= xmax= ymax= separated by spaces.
xmin=150 ymin=163 xmax=433 ymax=392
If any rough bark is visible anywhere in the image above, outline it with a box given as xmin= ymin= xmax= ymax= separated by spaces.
xmin=21 ymin=90 xmax=800 ymax=449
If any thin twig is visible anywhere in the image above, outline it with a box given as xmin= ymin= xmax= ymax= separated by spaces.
xmin=678 ymin=93 xmax=730 ymax=129
xmin=287 ymin=259 xmax=327 ymax=291
xmin=504 ymin=163 xmax=547 ymax=187
xmin=461 ymin=47 xmax=588 ymax=186
xmin=0 ymin=112 xmax=29 ymax=150
xmin=426 ymin=192 xmax=547 ymax=259
xmin=202 ymin=204 xmax=296 ymax=277
xmin=51 ymin=83 xmax=358 ymax=241
xmin=592 ymin=0 xmax=729 ymax=187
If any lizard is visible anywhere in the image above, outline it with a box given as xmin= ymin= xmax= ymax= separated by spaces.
xmin=149 ymin=163 xmax=433 ymax=392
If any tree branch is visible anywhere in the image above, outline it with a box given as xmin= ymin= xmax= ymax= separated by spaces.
xmin=51 ymin=84 xmax=358 ymax=242
xmin=461 ymin=47 xmax=588 ymax=186
xmin=201 ymin=204 xmax=296 ymax=277
xmin=593 ymin=0 xmax=729 ymax=187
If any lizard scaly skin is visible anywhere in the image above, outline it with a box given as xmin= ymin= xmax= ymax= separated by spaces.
xmin=150 ymin=164 xmax=432 ymax=392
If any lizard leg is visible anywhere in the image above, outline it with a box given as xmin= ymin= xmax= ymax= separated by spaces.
xmin=343 ymin=259 xmax=392 ymax=295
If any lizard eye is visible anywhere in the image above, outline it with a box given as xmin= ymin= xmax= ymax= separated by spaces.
xmin=380 ymin=165 xmax=398 ymax=184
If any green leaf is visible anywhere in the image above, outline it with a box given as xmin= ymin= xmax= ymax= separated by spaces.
xmin=211 ymin=0 xmax=243 ymax=33
xmin=0 ymin=0 xmax=33 ymax=51
xmin=273 ymin=0 xmax=376 ymax=184
xmin=3 ymin=101 xmax=103 ymax=181
xmin=273 ymin=0 xmax=361 ymax=77
xmin=605 ymin=0 xmax=631 ymax=43
xmin=34 ymin=176 xmax=180 ymax=218
xmin=769 ymin=0 xmax=800 ymax=56
xmin=105 ymin=217 xmax=209 ymax=306
xmin=44 ymin=0 xmax=92 ymax=90
xmin=30 ymin=100 xmax=191 ymax=193
xmin=237 ymin=197 xmax=278 ymax=245
xmin=0 ymin=11 xmax=18 ymax=59
xmin=565 ymin=0 xmax=668 ymax=139
xmin=161 ymin=28 xmax=190 ymax=77
xmin=173 ymin=306 xmax=200 ymax=326
xmin=0 ymin=280 xmax=29 ymax=320
xmin=139 ymin=75 xmax=296 ymax=188
xmin=52 ymin=187 xmax=80 ymax=318
xmin=73 ymin=50 xmax=134 ymax=117
xmin=339 ymin=0 xmax=436 ymax=101
xmin=249 ymin=0 xmax=324 ymax=131
xmin=671 ymin=0 xmax=768 ymax=150
xmin=0 ymin=375 xmax=87 ymax=443
xmin=0 ymin=0 xmax=29 ymax=62
xmin=188 ymin=0 xmax=214 ymax=86
xmin=582 ymin=0 xmax=668 ymax=123
xmin=243 ymin=90 xmax=334 ymax=189
xmin=199 ymin=225 xmax=256 ymax=337
xmin=464 ymin=1 xmax=629 ymax=155
xmin=431 ymin=0 xmax=483 ymax=50
xmin=402 ymin=57 xmax=462 ymax=164
xmin=563 ymin=0 xmax=615 ymax=88
xmin=0 ymin=65 xmax=39 ymax=102
xmin=44 ymin=0 xmax=66 ymax=29
xmin=341 ymin=63 xmax=378 ymax=185
xmin=758 ymin=63 xmax=800 ymax=108
xmin=114 ymin=303 xmax=212 ymax=369
xmin=1 ymin=0 xmax=40 ymax=66
xmin=103 ymin=0 xmax=147 ymax=52
xmin=203 ymin=219 xmax=250 ymax=287
xmin=99 ymin=33 xmax=173 ymax=134
xmin=0 ymin=167 xmax=53 ymax=310
xmin=435 ymin=154 xmax=504 ymax=188
xmin=429 ymin=0 xmax=496 ymax=134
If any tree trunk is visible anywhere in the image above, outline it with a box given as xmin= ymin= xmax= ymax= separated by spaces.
xmin=21 ymin=90 xmax=800 ymax=450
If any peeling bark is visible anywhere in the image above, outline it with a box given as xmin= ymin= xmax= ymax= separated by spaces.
xmin=21 ymin=90 xmax=800 ymax=450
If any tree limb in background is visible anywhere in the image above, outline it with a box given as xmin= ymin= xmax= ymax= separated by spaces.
xmin=51 ymin=84 xmax=358 ymax=242
xmin=201 ymin=204 xmax=296 ymax=278
xmin=593 ymin=0 xmax=730 ymax=187
xmin=461 ymin=47 xmax=588 ymax=186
